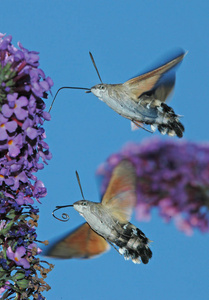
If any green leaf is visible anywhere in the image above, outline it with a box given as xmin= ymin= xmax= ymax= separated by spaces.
xmin=12 ymin=272 xmax=26 ymax=281
xmin=0 ymin=272 xmax=8 ymax=280
xmin=16 ymin=278 xmax=29 ymax=289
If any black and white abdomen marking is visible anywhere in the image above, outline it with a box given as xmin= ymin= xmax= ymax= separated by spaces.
xmin=113 ymin=223 xmax=152 ymax=264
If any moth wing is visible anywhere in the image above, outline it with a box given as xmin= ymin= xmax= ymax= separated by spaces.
xmin=44 ymin=223 xmax=109 ymax=259
xmin=101 ymin=160 xmax=137 ymax=222
xmin=123 ymin=50 xmax=186 ymax=102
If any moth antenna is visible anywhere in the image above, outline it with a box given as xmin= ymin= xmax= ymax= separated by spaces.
xmin=75 ymin=171 xmax=85 ymax=200
xmin=48 ymin=86 xmax=91 ymax=113
xmin=89 ymin=52 xmax=103 ymax=83
xmin=52 ymin=204 xmax=73 ymax=222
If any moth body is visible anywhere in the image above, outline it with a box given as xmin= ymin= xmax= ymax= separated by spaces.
xmin=73 ymin=200 xmax=119 ymax=240
xmin=91 ymin=83 xmax=184 ymax=137
xmin=46 ymin=161 xmax=152 ymax=264
xmin=91 ymin=83 xmax=158 ymax=121
xmin=90 ymin=50 xmax=186 ymax=137
xmin=73 ymin=199 xmax=152 ymax=264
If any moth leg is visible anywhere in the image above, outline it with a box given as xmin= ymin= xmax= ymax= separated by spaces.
xmin=146 ymin=99 xmax=155 ymax=109
xmin=132 ymin=120 xmax=154 ymax=134
xmin=107 ymin=241 xmax=121 ymax=255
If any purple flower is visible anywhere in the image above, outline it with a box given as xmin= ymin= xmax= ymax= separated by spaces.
xmin=0 ymin=116 xmax=17 ymax=140
xmin=97 ymin=139 xmax=209 ymax=235
xmin=7 ymin=134 xmax=23 ymax=157
xmin=7 ymin=246 xmax=30 ymax=269
xmin=16 ymin=191 xmax=34 ymax=205
xmin=0 ymin=281 xmax=10 ymax=296
xmin=33 ymin=180 xmax=47 ymax=201
xmin=28 ymin=242 xmax=42 ymax=255
xmin=0 ymin=33 xmax=53 ymax=203
xmin=0 ymin=33 xmax=53 ymax=299
xmin=2 ymin=93 xmax=29 ymax=120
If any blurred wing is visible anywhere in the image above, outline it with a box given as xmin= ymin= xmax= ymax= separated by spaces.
xmin=123 ymin=50 xmax=186 ymax=102
xmin=44 ymin=223 xmax=109 ymax=259
xmin=101 ymin=160 xmax=137 ymax=222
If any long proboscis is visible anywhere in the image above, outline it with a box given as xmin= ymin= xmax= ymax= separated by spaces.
xmin=52 ymin=204 xmax=73 ymax=222
xmin=48 ymin=86 xmax=90 ymax=113
xmin=48 ymin=52 xmax=102 ymax=113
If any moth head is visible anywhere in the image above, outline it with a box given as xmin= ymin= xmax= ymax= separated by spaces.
xmin=73 ymin=200 xmax=90 ymax=214
xmin=91 ymin=84 xmax=107 ymax=98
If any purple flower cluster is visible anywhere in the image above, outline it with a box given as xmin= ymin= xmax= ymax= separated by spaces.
xmin=0 ymin=197 xmax=53 ymax=299
xmin=0 ymin=33 xmax=53 ymax=299
xmin=97 ymin=139 xmax=209 ymax=235
xmin=0 ymin=33 xmax=53 ymax=204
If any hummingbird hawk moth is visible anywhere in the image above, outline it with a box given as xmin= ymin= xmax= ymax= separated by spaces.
xmin=45 ymin=160 xmax=152 ymax=264
xmin=49 ymin=49 xmax=186 ymax=137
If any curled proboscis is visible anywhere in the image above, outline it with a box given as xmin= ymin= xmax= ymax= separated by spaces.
xmin=52 ymin=205 xmax=73 ymax=222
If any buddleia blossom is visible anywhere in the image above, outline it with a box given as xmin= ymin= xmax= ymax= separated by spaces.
xmin=0 ymin=33 xmax=53 ymax=202
xmin=97 ymin=139 xmax=209 ymax=235
xmin=0 ymin=33 xmax=53 ymax=299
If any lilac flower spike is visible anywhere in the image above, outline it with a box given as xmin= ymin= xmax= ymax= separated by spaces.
xmin=0 ymin=33 xmax=53 ymax=203
xmin=97 ymin=139 xmax=209 ymax=235
xmin=0 ymin=33 xmax=54 ymax=299
xmin=7 ymin=246 xmax=30 ymax=269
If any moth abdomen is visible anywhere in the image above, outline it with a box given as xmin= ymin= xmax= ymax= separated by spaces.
xmin=161 ymin=103 xmax=174 ymax=113
xmin=116 ymin=239 xmax=128 ymax=248
xmin=135 ymin=228 xmax=149 ymax=244
xmin=114 ymin=223 xmax=152 ymax=264
xmin=156 ymin=103 xmax=184 ymax=138
xmin=122 ymin=223 xmax=135 ymax=237
xmin=136 ymin=245 xmax=153 ymax=264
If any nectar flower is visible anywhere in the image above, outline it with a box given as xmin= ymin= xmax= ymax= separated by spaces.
xmin=0 ymin=33 xmax=54 ymax=299
xmin=2 ymin=93 xmax=29 ymax=120
xmin=7 ymin=246 xmax=30 ymax=269
xmin=0 ymin=33 xmax=53 ymax=203
xmin=97 ymin=138 xmax=209 ymax=235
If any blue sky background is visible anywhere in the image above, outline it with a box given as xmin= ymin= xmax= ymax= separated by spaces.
xmin=1 ymin=1 xmax=209 ymax=299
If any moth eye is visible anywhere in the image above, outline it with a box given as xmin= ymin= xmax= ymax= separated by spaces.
xmin=82 ymin=202 xmax=87 ymax=206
